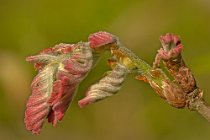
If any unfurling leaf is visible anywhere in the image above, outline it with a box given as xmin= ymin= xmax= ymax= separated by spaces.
xmin=88 ymin=31 xmax=118 ymax=53
xmin=25 ymin=43 xmax=93 ymax=134
xmin=154 ymin=33 xmax=197 ymax=93
xmin=78 ymin=63 xmax=128 ymax=108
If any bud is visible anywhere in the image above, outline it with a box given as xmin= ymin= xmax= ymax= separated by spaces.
xmin=154 ymin=33 xmax=197 ymax=93
xmin=159 ymin=33 xmax=183 ymax=58
xmin=162 ymin=81 xmax=186 ymax=108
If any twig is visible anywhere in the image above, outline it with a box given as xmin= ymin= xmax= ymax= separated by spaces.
xmin=25 ymin=31 xmax=210 ymax=134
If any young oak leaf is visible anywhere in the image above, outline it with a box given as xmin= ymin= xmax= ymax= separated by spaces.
xmin=25 ymin=43 xmax=93 ymax=134
xmin=88 ymin=31 xmax=118 ymax=52
xmin=153 ymin=33 xmax=183 ymax=68
xmin=79 ymin=63 xmax=128 ymax=108
xmin=153 ymin=33 xmax=197 ymax=93
xmin=77 ymin=31 xmax=127 ymax=108
xmin=26 ymin=43 xmax=74 ymax=71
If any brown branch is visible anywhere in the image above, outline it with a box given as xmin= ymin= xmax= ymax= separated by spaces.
xmin=196 ymin=101 xmax=210 ymax=122
xmin=187 ymin=89 xmax=210 ymax=122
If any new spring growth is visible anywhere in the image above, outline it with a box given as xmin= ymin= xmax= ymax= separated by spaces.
xmin=25 ymin=32 xmax=210 ymax=134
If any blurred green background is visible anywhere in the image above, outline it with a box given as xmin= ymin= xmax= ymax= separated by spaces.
xmin=1 ymin=0 xmax=210 ymax=139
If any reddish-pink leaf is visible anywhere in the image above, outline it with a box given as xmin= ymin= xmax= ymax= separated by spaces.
xmin=25 ymin=65 xmax=56 ymax=134
xmin=25 ymin=43 xmax=93 ymax=134
xmin=88 ymin=31 xmax=117 ymax=49
xmin=159 ymin=33 xmax=183 ymax=58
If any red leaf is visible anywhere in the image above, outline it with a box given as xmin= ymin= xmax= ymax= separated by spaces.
xmin=25 ymin=65 xmax=56 ymax=134
xmin=25 ymin=43 xmax=93 ymax=134
xmin=88 ymin=31 xmax=117 ymax=49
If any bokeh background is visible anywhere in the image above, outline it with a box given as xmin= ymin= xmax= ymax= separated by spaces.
xmin=1 ymin=0 xmax=210 ymax=139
